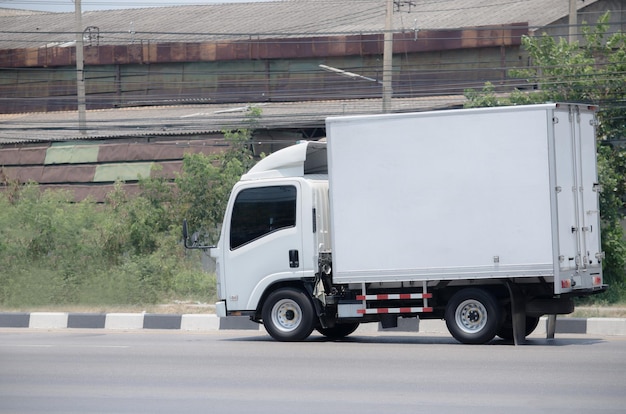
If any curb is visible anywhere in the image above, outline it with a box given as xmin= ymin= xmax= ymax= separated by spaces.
xmin=0 ymin=312 xmax=257 ymax=331
xmin=1 ymin=312 xmax=625 ymax=336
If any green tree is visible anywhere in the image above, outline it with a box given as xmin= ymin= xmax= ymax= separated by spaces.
xmin=465 ymin=12 xmax=626 ymax=300
xmin=176 ymin=106 xmax=261 ymax=243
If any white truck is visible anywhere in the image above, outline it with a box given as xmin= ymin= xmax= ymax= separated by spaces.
xmin=184 ymin=103 xmax=606 ymax=344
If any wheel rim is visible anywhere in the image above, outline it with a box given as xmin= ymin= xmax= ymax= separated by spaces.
xmin=271 ymin=298 xmax=302 ymax=333
xmin=455 ymin=299 xmax=488 ymax=334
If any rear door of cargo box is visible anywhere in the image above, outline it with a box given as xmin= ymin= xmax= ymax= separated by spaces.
xmin=552 ymin=104 xmax=603 ymax=293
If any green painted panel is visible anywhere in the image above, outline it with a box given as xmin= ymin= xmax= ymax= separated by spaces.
xmin=0 ymin=70 xmax=18 ymax=86
xmin=45 ymin=142 xmax=100 ymax=165
xmin=287 ymin=62 xmax=320 ymax=72
xmin=94 ymin=162 xmax=154 ymax=182
xmin=182 ymin=62 xmax=216 ymax=82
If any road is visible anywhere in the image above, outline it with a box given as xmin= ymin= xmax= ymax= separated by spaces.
xmin=1 ymin=329 xmax=625 ymax=414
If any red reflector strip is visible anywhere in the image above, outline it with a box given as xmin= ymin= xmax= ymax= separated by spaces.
xmin=356 ymin=293 xmax=432 ymax=300
xmin=357 ymin=307 xmax=433 ymax=314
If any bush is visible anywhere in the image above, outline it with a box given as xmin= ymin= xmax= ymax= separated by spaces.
xmin=171 ymin=266 xmax=217 ymax=301
xmin=0 ymin=182 xmax=217 ymax=308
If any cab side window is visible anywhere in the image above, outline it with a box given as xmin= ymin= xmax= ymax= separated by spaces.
xmin=230 ymin=185 xmax=297 ymax=250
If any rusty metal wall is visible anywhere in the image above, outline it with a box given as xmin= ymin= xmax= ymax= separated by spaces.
xmin=0 ymin=25 xmax=527 ymax=114
xmin=0 ymin=25 xmax=527 ymax=68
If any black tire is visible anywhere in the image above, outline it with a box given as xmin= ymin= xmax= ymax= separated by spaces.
xmin=496 ymin=313 xmax=540 ymax=340
xmin=316 ymin=323 xmax=360 ymax=339
xmin=445 ymin=288 xmax=501 ymax=344
xmin=262 ymin=288 xmax=316 ymax=342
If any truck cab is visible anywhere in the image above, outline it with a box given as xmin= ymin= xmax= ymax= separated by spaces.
xmin=210 ymin=142 xmax=329 ymax=325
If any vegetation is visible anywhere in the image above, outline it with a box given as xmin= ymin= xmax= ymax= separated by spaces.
xmin=0 ymin=108 xmax=261 ymax=310
xmin=176 ymin=106 xmax=261 ymax=244
xmin=465 ymin=12 xmax=626 ymax=302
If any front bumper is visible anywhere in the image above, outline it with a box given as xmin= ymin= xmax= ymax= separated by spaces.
xmin=215 ymin=301 xmax=227 ymax=317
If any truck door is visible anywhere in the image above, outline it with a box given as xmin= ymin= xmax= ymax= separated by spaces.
xmin=221 ymin=181 xmax=304 ymax=311
xmin=553 ymin=106 xmax=602 ymax=292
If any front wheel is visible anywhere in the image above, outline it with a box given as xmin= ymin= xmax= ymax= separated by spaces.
xmin=262 ymin=288 xmax=316 ymax=342
xmin=445 ymin=288 xmax=502 ymax=344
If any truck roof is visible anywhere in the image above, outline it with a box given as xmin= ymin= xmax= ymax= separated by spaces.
xmin=242 ymin=140 xmax=327 ymax=180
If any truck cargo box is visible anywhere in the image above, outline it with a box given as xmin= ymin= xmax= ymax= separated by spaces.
xmin=325 ymin=103 xmax=602 ymax=294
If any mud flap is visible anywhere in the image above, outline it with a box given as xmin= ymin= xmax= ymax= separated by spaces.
xmin=506 ymin=281 xmax=526 ymax=345
xmin=546 ymin=314 xmax=557 ymax=339
xmin=306 ymin=279 xmax=329 ymax=329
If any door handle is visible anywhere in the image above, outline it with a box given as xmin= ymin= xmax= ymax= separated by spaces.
xmin=289 ymin=250 xmax=299 ymax=268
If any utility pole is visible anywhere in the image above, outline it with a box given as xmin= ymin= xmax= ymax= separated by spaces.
xmin=569 ymin=0 xmax=577 ymax=43
xmin=382 ymin=0 xmax=393 ymax=113
xmin=75 ymin=0 xmax=86 ymax=134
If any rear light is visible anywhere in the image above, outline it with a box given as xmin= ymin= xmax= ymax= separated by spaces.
xmin=593 ymin=276 xmax=602 ymax=286
xmin=561 ymin=279 xmax=572 ymax=289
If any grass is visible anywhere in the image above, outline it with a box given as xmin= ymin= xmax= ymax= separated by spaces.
xmin=570 ymin=305 xmax=626 ymax=318
xmin=0 ymin=301 xmax=216 ymax=315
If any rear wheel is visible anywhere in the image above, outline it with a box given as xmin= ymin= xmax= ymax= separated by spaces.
xmin=262 ymin=288 xmax=315 ymax=342
xmin=316 ymin=323 xmax=360 ymax=339
xmin=445 ymin=288 xmax=502 ymax=344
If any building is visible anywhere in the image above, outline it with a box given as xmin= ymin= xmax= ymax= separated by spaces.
xmin=0 ymin=0 xmax=621 ymax=201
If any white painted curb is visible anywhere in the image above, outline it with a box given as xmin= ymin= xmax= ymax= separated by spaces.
xmin=29 ymin=312 xmax=69 ymax=329
xmin=416 ymin=319 xmax=448 ymax=334
xmin=181 ymin=314 xmax=220 ymax=331
xmin=104 ymin=313 xmax=144 ymax=330
xmin=587 ymin=318 xmax=626 ymax=336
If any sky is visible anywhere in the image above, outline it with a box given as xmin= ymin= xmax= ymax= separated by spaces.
xmin=2 ymin=0 xmax=275 ymax=12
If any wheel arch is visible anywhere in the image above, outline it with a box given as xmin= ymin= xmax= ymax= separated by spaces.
xmin=252 ymin=279 xmax=314 ymax=322
xmin=436 ymin=282 xmax=510 ymax=308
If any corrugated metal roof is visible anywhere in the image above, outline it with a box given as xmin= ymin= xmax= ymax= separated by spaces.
xmin=0 ymin=0 xmax=600 ymax=49
xmin=0 ymin=8 xmax=49 ymax=17
xmin=0 ymin=96 xmax=466 ymax=144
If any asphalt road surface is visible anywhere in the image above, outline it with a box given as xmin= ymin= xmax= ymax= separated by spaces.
xmin=1 ymin=329 xmax=625 ymax=414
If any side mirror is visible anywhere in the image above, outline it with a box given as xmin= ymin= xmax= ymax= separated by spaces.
xmin=182 ymin=219 xmax=216 ymax=250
